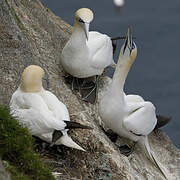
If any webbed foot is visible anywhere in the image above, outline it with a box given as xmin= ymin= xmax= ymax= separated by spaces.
xmin=118 ymin=142 xmax=136 ymax=157
xmin=103 ymin=129 xmax=118 ymax=142
xmin=64 ymin=75 xmax=83 ymax=90
xmin=81 ymin=75 xmax=99 ymax=104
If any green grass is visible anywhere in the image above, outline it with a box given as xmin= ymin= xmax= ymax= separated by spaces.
xmin=0 ymin=105 xmax=55 ymax=180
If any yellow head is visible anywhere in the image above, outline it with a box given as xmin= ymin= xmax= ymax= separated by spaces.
xmin=74 ymin=8 xmax=94 ymax=40
xmin=20 ymin=65 xmax=45 ymax=92
xmin=75 ymin=8 xmax=94 ymax=23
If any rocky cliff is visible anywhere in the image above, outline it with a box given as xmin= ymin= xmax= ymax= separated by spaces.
xmin=0 ymin=159 xmax=11 ymax=180
xmin=0 ymin=0 xmax=179 ymax=179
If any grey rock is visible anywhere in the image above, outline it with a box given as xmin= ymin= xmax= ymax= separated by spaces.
xmin=0 ymin=0 xmax=179 ymax=179
xmin=0 ymin=159 xmax=11 ymax=180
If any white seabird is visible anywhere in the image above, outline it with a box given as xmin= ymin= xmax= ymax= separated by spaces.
xmin=99 ymin=28 xmax=168 ymax=179
xmin=61 ymin=8 xmax=116 ymax=104
xmin=10 ymin=65 xmax=92 ymax=151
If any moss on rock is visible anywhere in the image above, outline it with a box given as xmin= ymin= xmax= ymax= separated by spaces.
xmin=0 ymin=105 xmax=55 ymax=180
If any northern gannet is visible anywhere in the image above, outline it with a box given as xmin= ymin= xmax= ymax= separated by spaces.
xmin=99 ymin=29 xmax=168 ymax=179
xmin=61 ymin=8 xmax=116 ymax=104
xmin=10 ymin=65 xmax=92 ymax=151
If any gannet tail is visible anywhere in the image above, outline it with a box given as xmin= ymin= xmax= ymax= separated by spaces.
xmin=139 ymin=136 xmax=168 ymax=180
xmin=58 ymin=134 xmax=85 ymax=152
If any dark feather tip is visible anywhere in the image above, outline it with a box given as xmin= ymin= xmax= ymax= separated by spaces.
xmin=155 ymin=115 xmax=171 ymax=129
xmin=64 ymin=121 xmax=93 ymax=130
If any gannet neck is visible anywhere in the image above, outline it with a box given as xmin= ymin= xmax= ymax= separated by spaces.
xmin=20 ymin=83 xmax=42 ymax=93
xmin=112 ymin=28 xmax=137 ymax=90
xmin=71 ymin=22 xmax=87 ymax=45
xmin=112 ymin=57 xmax=133 ymax=90
xmin=72 ymin=8 xmax=93 ymax=42
xmin=20 ymin=65 xmax=44 ymax=93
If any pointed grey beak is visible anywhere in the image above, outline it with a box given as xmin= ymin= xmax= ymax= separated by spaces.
xmin=123 ymin=27 xmax=133 ymax=54
xmin=83 ymin=23 xmax=89 ymax=41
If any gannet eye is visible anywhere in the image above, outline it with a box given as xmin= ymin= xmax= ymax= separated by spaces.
xmin=79 ymin=18 xmax=85 ymax=23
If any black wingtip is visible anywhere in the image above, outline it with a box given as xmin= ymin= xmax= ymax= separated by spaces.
xmin=111 ymin=36 xmax=136 ymax=41
xmin=155 ymin=115 xmax=171 ymax=130
xmin=112 ymin=39 xmax=117 ymax=54
xmin=64 ymin=121 xmax=93 ymax=130
xmin=51 ymin=130 xmax=63 ymax=146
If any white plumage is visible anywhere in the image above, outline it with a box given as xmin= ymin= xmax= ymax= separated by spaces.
xmin=10 ymin=65 xmax=90 ymax=151
xmin=61 ymin=8 xmax=115 ymax=78
xmin=10 ymin=88 xmax=68 ymax=136
xmin=99 ymin=29 xmax=168 ymax=179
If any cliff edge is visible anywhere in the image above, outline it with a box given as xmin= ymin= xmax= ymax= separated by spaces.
xmin=0 ymin=0 xmax=179 ymax=179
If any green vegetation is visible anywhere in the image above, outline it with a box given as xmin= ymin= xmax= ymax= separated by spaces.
xmin=0 ymin=105 xmax=55 ymax=180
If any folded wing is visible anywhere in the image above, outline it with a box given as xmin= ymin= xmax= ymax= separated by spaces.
xmin=10 ymin=91 xmax=66 ymax=136
xmin=87 ymin=31 xmax=114 ymax=69
xmin=124 ymin=102 xmax=157 ymax=136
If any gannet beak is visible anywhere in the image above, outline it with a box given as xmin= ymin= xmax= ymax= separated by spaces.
xmin=123 ymin=27 xmax=133 ymax=54
xmin=60 ymin=135 xmax=85 ymax=151
xmin=127 ymin=27 xmax=133 ymax=50
xmin=83 ymin=23 xmax=89 ymax=41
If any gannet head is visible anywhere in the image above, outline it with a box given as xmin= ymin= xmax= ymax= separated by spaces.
xmin=119 ymin=28 xmax=137 ymax=65
xmin=75 ymin=8 xmax=94 ymax=40
xmin=20 ymin=65 xmax=45 ymax=93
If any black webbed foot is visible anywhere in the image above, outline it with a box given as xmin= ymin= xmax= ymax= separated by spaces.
xmin=118 ymin=142 xmax=136 ymax=157
xmin=81 ymin=75 xmax=99 ymax=104
xmin=81 ymin=82 xmax=97 ymax=104
xmin=33 ymin=136 xmax=49 ymax=153
xmin=64 ymin=75 xmax=84 ymax=90
xmin=80 ymin=81 xmax=95 ymax=90
xmin=102 ymin=128 xmax=136 ymax=156
xmin=47 ymin=145 xmax=67 ymax=160
xmin=118 ymin=145 xmax=133 ymax=156
xmin=103 ymin=129 xmax=118 ymax=143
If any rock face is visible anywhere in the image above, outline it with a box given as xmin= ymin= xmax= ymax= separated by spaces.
xmin=0 ymin=159 xmax=11 ymax=180
xmin=0 ymin=0 xmax=179 ymax=179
